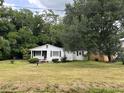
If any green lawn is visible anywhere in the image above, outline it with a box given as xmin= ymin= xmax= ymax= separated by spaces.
xmin=0 ymin=60 xmax=124 ymax=92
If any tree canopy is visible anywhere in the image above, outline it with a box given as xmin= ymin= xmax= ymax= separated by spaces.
xmin=0 ymin=1 xmax=63 ymax=60
xmin=61 ymin=0 xmax=124 ymax=62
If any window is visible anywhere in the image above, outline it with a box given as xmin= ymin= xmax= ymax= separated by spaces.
xmin=79 ymin=52 xmax=82 ymax=55
xmin=35 ymin=51 xmax=41 ymax=56
xmin=53 ymin=51 xmax=59 ymax=56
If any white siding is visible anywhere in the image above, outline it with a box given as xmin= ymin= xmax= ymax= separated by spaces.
xmin=65 ymin=51 xmax=73 ymax=61
xmin=30 ymin=44 xmax=64 ymax=61
xmin=74 ymin=51 xmax=84 ymax=60
xmin=30 ymin=44 xmax=84 ymax=62
xmin=65 ymin=51 xmax=84 ymax=61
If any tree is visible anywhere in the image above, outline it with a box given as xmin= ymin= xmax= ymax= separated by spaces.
xmin=42 ymin=10 xmax=59 ymax=24
xmin=88 ymin=0 xmax=123 ymax=62
xmin=17 ymin=27 xmax=37 ymax=59
xmin=7 ymin=27 xmax=38 ymax=59
xmin=63 ymin=0 xmax=124 ymax=62
xmin=0 ymin=37 xmax=10 ymax=60
xmin=49 ymin=23 xmax=64 ymax=47
xmin=62 ymin=0 xmax=98 ymax=57
xmin=0 ymin=19 xmax=16 ymax=36
xmin=0 ymin=7 xmax=16 ymax=37
xmin=37 ymin=10 xmax=62 ymax=45
xmin=32 ymin=13 xmax=44 ymax=36
xmin=7 ymin=32 xmax=19 ymax=58
xmin=0 ymin=0 xmax=4 ymax=6
xmin=11 ymin=9 xmax=34 ymax=30
xmin=0 ymin=5 xmax=63 ymax=60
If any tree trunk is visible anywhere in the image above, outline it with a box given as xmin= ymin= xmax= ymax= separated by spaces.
xmin=108 ymin=55 xmax=112 ymax=62
xmin=87 ymin=51 xmax=90 ymax=61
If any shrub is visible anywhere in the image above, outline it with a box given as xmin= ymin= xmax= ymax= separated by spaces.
xmin=21 ymin=48 xmax=30 ymax=60
xmin=52 ymin=59 xmax=59 ymax=63
xmin=61 ymin=57 xmax=67 ymax=62
xmin=28 ymin=58 xmax=39 ymax=64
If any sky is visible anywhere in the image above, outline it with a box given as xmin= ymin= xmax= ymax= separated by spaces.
xmin=4 ymin=0 xmax=73 ymax=16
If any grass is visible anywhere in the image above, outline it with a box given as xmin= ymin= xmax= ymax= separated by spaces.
xmin=0 ymin=60 xmax=124 ymax=92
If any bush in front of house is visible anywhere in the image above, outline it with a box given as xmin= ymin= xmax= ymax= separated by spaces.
xmin=52 ymin=59 xmax=59 ymax=63
xmin=61 ymin=56 xmax=67 ymax=62
xmin=28 ymin=58 xmax=39 ymax=64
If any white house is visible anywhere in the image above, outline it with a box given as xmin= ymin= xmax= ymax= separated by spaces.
xmin=30 ymin=44 xmax=84 ymax=62
xmin=120 ymin=38 xmax=124 ymax=48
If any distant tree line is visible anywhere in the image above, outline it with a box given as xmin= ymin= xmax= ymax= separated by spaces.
xmin=0 ymin=0 xmax=64 ymax=60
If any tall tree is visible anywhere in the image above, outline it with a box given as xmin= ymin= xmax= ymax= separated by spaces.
xmin=63 ymin=0 xmax=124 ymax=62
xmin=32 ymin=13 xmax=44 ymax=36
xmin=11 ymin=9 xmax=34 ymax=30
xmin=7 ymin=32 xmax=19 ymax=58
xmin=37 ymin=10 xmax=61 ymax=45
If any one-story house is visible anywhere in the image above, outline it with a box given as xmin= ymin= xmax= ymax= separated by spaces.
xmin=30 ymin=44 xmax=84 ymax=62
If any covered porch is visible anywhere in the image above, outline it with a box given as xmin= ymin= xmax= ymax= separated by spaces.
xmin=31 ymin=50 xmax=47 ymax=60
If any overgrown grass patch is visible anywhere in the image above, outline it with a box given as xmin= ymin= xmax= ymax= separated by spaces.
xmin=0 ymin=60 xmax=123 ymax=92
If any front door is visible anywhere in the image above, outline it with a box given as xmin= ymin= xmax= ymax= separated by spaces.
xmin=42 ymin=51 xmax=47 ymax=60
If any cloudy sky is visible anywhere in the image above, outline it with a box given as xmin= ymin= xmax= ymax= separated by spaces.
xmin=4 ymin=0 xmax=73 ymax=15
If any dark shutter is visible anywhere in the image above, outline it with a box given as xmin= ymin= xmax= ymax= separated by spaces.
xmin=77 ymin=51 xmax=78 ymax=56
